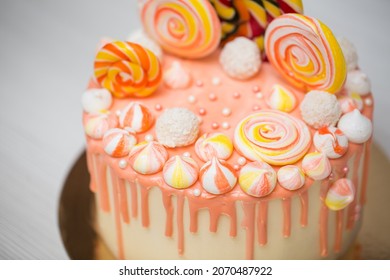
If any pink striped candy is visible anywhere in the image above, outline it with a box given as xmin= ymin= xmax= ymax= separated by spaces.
xmin=103 ymin=128 xmax=137 ymax=157
xmin=128 ymin=141 xmax=168 ymax=175
xmin=119 ymin=102 xmax=154 ymax=133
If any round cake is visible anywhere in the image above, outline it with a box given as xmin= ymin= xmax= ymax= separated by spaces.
xmin=82 ymin=0 xmax=374 ymax=259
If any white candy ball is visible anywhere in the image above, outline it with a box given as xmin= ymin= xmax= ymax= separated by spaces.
xmin=219 ymin=37 xmax=261 ymax=80
xmin=345 ymin=70 xmax=371 ymax=96
xmin=337 ymin=37 xmax=358 ymax=71
xmin=300 ymin=90 xmax=342 ymax=129
xmin=156 ymin=107 xmax=199 ymax=148
xmin=81 ymin=88 xmax=112 ymax=114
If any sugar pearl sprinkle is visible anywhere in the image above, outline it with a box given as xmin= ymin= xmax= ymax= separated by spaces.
xmin=364 ymin=98 xmax=373 ymax=106
xmin=188 ymin=95 xmax=197 ymax=104
xmin=209 ymin=93 xmax=217 ymax=101
xmin=222 ymin=107 xmax=232 ymax=117
xmin=211 ymin=122 xmax=219 ymax=129
xmin=119 ymin=159 xmax=128 ymax=169
xmin=183 ymin=152 xmax=191 ymax=157
xmin=255 ymin=93 xmax=263 ymax=99
xmin=116 ymin=110 xmax=121 ymax=116
xmin=145 ymin=134 xmax=154 ymax=142
xmin=253 ymin=105 xmax=260 ymax=111
xmin=252 ymin=86 xmax=260 ymax=93
xmin=155 ymin=104 xmax=163 ymax=111
xmin=233 ymin=164 xmax=241 ymax=171
xmin=193 ymin=189 xmax=201 ymax=197
xmin=233 ymin=92 xmax=241 ymax=99
xmin=237 ymin=157 xmax=247 ymax=166
xmin=198 ymin=108 xmax=206 ymax=115
xmin=212 ymin=77 xmax=221 ymax=86
xmin=195 ymin=80 xmax=203 ymax=87
xmin=222 ymin=122 xmax=230 ymax=130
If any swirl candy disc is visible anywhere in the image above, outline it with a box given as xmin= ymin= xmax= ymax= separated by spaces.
xmin=141 ymin=0 xmax=221 ymax=58
xmin=94 ymin=41 xmax=162 ymax=98
xmin=325 ymin=178 xmax=355 ymax=211
xmin=234 ymin=110 xmax=311 ymax=166
xmin=239 ymin=161 xmax=277 ymax=197
xmin=265 ymin=14 xmax=347 ymax=94
xmin=163 ymin=155 xmax=199 ymax=189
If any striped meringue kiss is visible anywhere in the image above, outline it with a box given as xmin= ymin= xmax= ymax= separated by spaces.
xmin=325 ymin=178 xmax=355 ymax=211
xmin=302 ymin=152 xmax=332 ymax=180
xmin=84 ymin=113 xmax=118 ymax=139
xmin=239 ymin=161 xmax=277 ymax=197
xmin=200 ymin=157 xmax=237 ymax=195
xmin=103 ymin=128 xmax=137 ymax=157
xmin=128 ymin=141 xmax=168 ymax=175
xmin=313 ymin=126 xmax=348 ymax=159
xmin=195 ymin=132 xmax=233 ymax=162
xmin=277 ymin=165 xmax=305 ymax=191
xmin=119 ymin=102 xmax=154 ymax=133
xmin=266 ymin=84 xmax=297 ymax=113
xmin=163 ymin=156 xmax=199 ymax=189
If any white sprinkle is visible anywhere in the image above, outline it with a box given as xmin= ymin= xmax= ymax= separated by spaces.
xmin=222 ymin=107 xmax=232 ymax=117
xmin=212 ymin=77 xmax=221 ymax=86
xmin=116 ymin=110 xmax=121 ymax=116
xmin=145 ymin=134 xmax=154 ymax=142
xmin=193 ymin=189 xmax=201 ymax=196
xmin=255 ymin=92 xmax=263 ymax=99
xmin=364 ymin=98 xmax=373 ymax=106
xmin=188 ymin=95 xmax=197 ymax=104
xmin=183 ymin=152 xmax=191 ymax=157
xmin=119 ymin=159 xmax=128 ymax=169
xmin=237 ymin=157 xmax=247 ymax=166
xmin=222 ymin=122 xmax=230 ymax=129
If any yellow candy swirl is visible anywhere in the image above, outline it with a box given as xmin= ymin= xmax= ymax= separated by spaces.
xmin=141 ymin=0 xmax=221 ymax=58
xmin=265 ymin=14 xmax=346 ymax=93
xmin=234 ymin=110 xmax=311 ymax=166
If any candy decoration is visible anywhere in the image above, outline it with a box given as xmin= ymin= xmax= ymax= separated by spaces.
xmin=210 ymin=0 xmax=303 ymax=52
xmin=239 ymin=161 xmax=277 ymax=197
xmin=277 ymin=165 xmax=305 ymax=191
xmin=94 ymin=41 xmax=162 ymax=98
xmin=127 ymin=29 xmax=164 ymax=61
xmin=156 ymin=107 xmax=199 ymax=148
xmin=345 ymin=70 xmax=371 ymax=96
xmin=84 ymin=113 xmax=118 ymax=139
xmin=200 ymin=157 xmax=237 ymax=195
xmin=302 ymin=152 xmax=331 ymax=181
xmin=164 ymin=61 xmax=192 ymax=89
xmin=234 ymin=110 xmax=311 ymax=166
xmin=339 ymin=93 xmax=363 ymax=114
xmin=163 ymin=156 xmax=199 ymax=189
xmin=265 ymin=14 xmax=346 ymax=93
xmin=195 ymin=133 xmax=233 ymax=162
xmin=128 ymin=141 xmax=168 ymax=175
xmin=141 ymin=0 xmax=221 ymax=58
xmin=266 ymin=84 xmax=297 ymax=113
xmin=325 ymin=178 xmax=355 ymax=211
xmin=119 ymin=102 xmax=154 ymax=133
xmin=337 ymin=109 xmax=372 ymax=144
xmin=313 ymin=126 xmax=348 ymax=159
xmin=81 ymin=88 xmax=112 ymax=114
xmin=103 ymin=128 xmax=137 ymax=157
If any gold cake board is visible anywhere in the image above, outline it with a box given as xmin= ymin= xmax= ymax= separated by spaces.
xmin=59 ymin=143 xmax=390 ymax=260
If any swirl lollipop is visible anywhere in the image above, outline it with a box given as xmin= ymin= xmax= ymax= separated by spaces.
xmin=265 ymin=14 xmax=346 ymax=93
xmin=94 ymin=41 xmax=162 ymax=98
xmin=234 ymin=110 xmax=311 ymax=166
xmin=141 ymin=0 xmax=221 ymax=58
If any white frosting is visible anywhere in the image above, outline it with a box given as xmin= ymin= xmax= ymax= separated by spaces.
xmin=300 ymin=90 xmax=341 ymax=129
xmin=337 ymin=37 xmax=358 ymax=71
xmin=164 ymin=61 xmax=192 ymax=89
xmin=219 ymin=37 xmax=261 ymax=80
xmin=127 ymin=29 xmax=163 ymax=61
xmin=337 ymin=109 xmax=372 ymax=144
xmin=156 ymin=107 xmax=199 ymax=148
xmin=82 ymin=88 xmax=112 ymax=114
xmin=345 ymin=70 xmax=371 ymax=96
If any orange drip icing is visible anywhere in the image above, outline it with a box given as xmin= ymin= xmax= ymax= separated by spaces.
xmin=242 ymin=202 xmax=256 ymax=260
xmin=109 ymin=168 xmax=124 ymax=259
xmin=299 ymin=191 xmax=308 ymax=227
xmin=282 ymin=198 xmax=292 ymax=237
xmin=118 ymin=178 xmax=130 ymax=224
xmin=257 ymin=201 xmax=268 ymax=246
xmin=334 ymin=209 xmax=344 ymax=253
xmin=96 ymin=154 xmax=110 ymax=212
xmin=320 ymin=180 xmax=330 ymax=257
xmin=347 ymin=145 xmax=363 ymax=230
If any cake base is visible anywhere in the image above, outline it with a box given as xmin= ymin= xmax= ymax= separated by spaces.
xmin=58 ymin=143 xmax=390 ymax=260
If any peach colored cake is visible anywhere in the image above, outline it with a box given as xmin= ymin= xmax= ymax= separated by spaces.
xmin=82 ymin=1 xmax=374 ymax=259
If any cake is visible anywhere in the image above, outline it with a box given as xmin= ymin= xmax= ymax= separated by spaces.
xmin=82 ymin=0 xmax=374 ymax=259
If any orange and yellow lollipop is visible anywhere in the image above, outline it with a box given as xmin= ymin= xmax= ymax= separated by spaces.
xmin=94 ymin=41 xmax=162 ymax=98
xmin=265 ymin=14 xmax=346 ymax=94
xmin=140 ymin=0 xmax=221 ymax=58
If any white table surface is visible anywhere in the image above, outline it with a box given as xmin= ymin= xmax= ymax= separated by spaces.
xmin=1 ymin=0 xmax=389 ymax=259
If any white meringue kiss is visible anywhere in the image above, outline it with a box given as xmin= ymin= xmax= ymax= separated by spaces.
xmin=345 ymin=70 xmax=371 ymax=96
xmin=82 ymin=88 xmax=112 ymax=114
xmin=338 ymin=109 xmax=372 ymax=144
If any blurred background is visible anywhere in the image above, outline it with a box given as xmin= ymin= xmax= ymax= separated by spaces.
xmin=0 ymin=0 xmax=389 ymax=259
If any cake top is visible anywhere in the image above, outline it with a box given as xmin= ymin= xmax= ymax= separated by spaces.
xmin=82 ymin=0 xmax=373 ymax=205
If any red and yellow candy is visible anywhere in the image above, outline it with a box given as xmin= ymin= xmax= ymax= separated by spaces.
xmin=141 ymin=0 xmax=221 ymax=58
xmin=94 ymin=41 xmax=162 ymax=98
xmin=265 ymin=14 xmax=346 ymax=93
